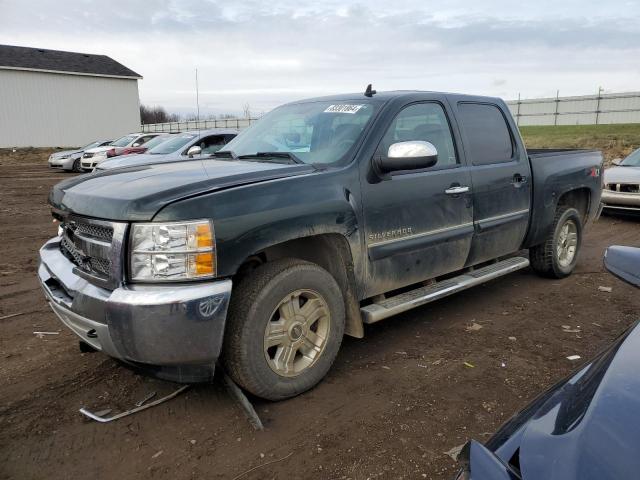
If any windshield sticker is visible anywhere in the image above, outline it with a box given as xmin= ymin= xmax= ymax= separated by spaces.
xmin=324 ymin=104 xmax=365 ymax=114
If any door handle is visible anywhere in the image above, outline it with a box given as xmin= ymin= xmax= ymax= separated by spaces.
xmin=445 ymin=186 xmax=470 ymax=195
xmin=512 ymin=174 xmax=527 ymax=186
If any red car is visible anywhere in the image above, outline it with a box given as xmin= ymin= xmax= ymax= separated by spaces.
xmin=109 ymin=133 xmax=173 ymax=157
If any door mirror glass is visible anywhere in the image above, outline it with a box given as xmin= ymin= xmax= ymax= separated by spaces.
xmin=604 ymin=246 xmax=640 ymax=288
xmin=377 ymin=141 xmax=438 ymax=173
xmin=612 ymin=158 xmax=622 ymax=166
xmin=187 ymin=145 xmax=202 ymax=157
xmin=132 ymin=142 xmax=141 ymax=147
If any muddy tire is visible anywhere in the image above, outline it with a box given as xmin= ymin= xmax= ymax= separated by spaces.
xmin=223 ymin=258 xmax=345 ymax=400
xmin=530 ymin=206 xmax=582 ymax=279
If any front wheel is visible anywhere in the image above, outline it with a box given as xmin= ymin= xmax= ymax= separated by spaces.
xmin=72 ymin=158 xmax=82 ymax=173
xmin=530 ymin=206 xmax=583 ymax=278
xmin=223 ymin=259 xmax=345 ymax=400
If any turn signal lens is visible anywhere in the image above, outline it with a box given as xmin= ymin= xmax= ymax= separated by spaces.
xmin=196 ymin=224 xmax=213 ymax=248
xmin=194 ymin=252 xmax=214 ymax=275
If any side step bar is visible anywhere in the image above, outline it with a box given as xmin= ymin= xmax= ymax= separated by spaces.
xmin=360 ymin=256 xmax=529 ymax=324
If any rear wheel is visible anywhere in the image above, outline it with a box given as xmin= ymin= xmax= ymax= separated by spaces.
xmin=223 ymin=259 xmax=345 ymax=400
xmin=530 ymin=206 xmax=582 ymax=278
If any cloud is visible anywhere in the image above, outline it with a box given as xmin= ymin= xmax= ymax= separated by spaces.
xmin=1 ymin=0 xmax=639 ymax=116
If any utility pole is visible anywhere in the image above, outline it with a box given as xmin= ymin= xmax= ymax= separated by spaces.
xmin=195 ymin=68 xmax=200 ymax=124
xmin=595 ymin=86 xmax=604 ymax=125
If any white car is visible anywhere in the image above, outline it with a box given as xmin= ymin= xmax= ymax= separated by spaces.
xmin=80 ymin=133 xmax=162 ymax=171
xmin=48 ymin=140 xmax=112 ymax=172
xmin=602 ymin=148 xmax=640 ymax=212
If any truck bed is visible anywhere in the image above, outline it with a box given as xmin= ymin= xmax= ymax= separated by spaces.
xmin=523 ymin=148 xmax=604 ymax=248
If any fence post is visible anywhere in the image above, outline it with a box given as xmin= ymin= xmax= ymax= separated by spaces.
xmin=516 ymin=93 xmax=521 ymax=126
xmin=554 ymin=90 xmax=560 ymax=126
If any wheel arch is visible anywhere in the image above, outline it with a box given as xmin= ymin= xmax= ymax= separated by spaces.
xmin=234 ymin=233 xmax=364 ymax=338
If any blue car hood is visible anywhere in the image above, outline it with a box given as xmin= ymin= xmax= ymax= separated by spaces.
xmin=49 ymin=159 xmax=314 ymax=221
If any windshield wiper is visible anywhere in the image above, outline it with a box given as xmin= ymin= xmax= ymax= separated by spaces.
xmin=237 ymin=151 xmax=303 ymax=164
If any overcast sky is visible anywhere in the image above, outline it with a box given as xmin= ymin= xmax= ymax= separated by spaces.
xmin=1 ymin=0 xmax=639 ymax=117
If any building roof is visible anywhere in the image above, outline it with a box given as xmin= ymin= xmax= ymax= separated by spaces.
xmin=0 ymin=45 xmax=142 ymax=79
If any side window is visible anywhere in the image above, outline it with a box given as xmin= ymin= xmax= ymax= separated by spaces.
xmin=200 ymin=135 xmax=227 ymax=154
xmin=379 ymin=103 xmax=458 ymax=167
xmin=137 ymin=135 xmax=155 ymax=146
xmin=458 ymin=103 xmax=514 ymax=165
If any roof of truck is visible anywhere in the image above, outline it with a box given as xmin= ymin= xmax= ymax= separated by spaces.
xmin=292 ymin=90 xmax=502 ymax=104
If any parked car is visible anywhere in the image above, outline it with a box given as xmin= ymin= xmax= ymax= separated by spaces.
xmin=454 ymin=244 xmax=640 ymax=480
xmin=95 ymin=129 xmax=238 ymax=171
xmin=39 ymin=90 xmax=603 ymax=400
xmin=48 ymin=140 xmax=112 ymax=172
xmin=114 ymin=133 xmax=174 ymax=157
xmin=80 ymin=133 xmax=163 ymax=171
xmin=602 ymin=147 xmax=640 ymax=212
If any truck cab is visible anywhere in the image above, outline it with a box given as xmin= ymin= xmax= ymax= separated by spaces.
xmin=39 ymin=90 xmax=603 ymax=400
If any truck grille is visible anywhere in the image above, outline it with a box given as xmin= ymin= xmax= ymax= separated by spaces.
xmin=607 ymin=183 xmax=640 ymax=193
xmin=58 ymin=216 xmax=127 ymax=288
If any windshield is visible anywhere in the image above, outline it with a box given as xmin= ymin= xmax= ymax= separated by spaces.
xmin=220 ymin=100 xmax=379 ymax=165
xmin=81 ymin=141 xmax=101 ymax=150
xmin=621 ymin=148 xmax=640 ymax=167
xmin=139 ymin=135 xmax=169 ymax=150
xmin=111 ymin=134 xmax=138 ymax=147
xmin=148 ymin=133 xmax=197 ymax=155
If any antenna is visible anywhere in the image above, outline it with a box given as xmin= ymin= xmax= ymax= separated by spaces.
xmin=364 ymin=84 xmax=376 ymax=97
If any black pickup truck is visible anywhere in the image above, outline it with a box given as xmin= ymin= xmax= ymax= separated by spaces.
xmin=39 ymin=90 xmax=603 ymax=400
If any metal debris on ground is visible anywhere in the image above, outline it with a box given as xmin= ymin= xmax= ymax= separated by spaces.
xmin=79 ymin=385 xmax=190 ymax=423
xmin=562 ymin=325 xmax=581 ymax=333
xmin=134 ymin=391 xmax=157 ymax=407
xmin=598 ymin=286 xmax=613 ymax=292
xmin=222 ymin=371 xmax=264 ymax=431
xmin=33 ymin=331 xmax=59 ymax=338
xmin=466 ymin=322 xmax=483 ymax=332
xmin=463 ymin=362 xmax=475 ymax=368
xmin=566 ymin=355 xmax=581 ymax=361
xmin=444 ymin=443 xmax=466 ymax=461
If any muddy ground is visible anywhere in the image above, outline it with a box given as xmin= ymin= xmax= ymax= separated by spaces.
xmin=1 ymin=149 xmax=639 ymax=480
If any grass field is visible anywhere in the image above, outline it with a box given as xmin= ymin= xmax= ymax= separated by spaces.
xmin=520 ymin=123 xmax=640 ymax=165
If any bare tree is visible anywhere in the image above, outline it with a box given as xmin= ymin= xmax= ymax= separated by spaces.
xmin=140 ymin=105 xmax=179 ymax=124
xmin=242 ymin=103 xmax=252 ymax=119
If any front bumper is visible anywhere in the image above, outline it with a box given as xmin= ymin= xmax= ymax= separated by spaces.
xmin=602 ymin=190 xmax=640 ymax=211
xmin=48 ymin=156 xmax=76 ymax=170
xmin=38 ymin=237 xmax=232 ymax=382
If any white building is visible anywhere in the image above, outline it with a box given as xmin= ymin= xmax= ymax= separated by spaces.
xmin=0 ymin=45 xmax=142 ymax=148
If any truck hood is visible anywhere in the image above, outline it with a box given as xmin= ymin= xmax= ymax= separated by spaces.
xmin=49 ymin=159 xmax=315 ymax=221
xmin=604 ymin=166 xmax=640 ymax=184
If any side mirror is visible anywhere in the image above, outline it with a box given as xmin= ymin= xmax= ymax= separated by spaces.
xmin=612 ymin=158 xmax=622 ymax=166
xmin=604 ymin=246 xmax=640 ymax=288
xmin=376 ymin=141 xmax=438 ymax=174
xmin=132 ymin=142 xmax=141 ymax=147
xmin=187 ymin=145 xmax=202 ymax=157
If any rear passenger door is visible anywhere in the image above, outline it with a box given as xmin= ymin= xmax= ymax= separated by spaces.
xmin=454 ymin=101 xmax=531 ymax=265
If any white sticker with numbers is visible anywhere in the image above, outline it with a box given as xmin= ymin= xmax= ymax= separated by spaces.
xmin=324 ymin=104 xmax=365 ymax=114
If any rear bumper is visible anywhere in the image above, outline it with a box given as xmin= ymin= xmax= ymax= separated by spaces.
xmin=602 ymin=190 xmax=640 ymax=210
xmin=38 ymin=237 xmax=232 ymax=382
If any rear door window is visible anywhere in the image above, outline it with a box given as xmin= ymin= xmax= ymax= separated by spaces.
xmin=458 ymin=103 xmax=514 ymax=165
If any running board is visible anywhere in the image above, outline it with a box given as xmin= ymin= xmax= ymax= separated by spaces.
xmin=360 ymin=256 xmax=529 ymax=324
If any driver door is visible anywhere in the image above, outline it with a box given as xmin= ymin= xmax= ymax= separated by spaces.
xmin=360 ymin=101 xmax=474 ymax=298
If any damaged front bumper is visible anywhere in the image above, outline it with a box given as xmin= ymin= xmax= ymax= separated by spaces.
xmin=37 ymin=237 xmax=232 ymax=382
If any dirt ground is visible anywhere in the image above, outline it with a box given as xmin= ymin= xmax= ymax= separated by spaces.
xmin=1 ymin=149 xmax=639 ymax=480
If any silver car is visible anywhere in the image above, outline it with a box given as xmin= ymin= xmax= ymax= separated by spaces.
xmin=48 ymin=140 xmax=112 ymax=172
xmin=602 ymin=148 xmax=640 ymax=212
xmin=95 ymin=129 xmax=238 ymax=171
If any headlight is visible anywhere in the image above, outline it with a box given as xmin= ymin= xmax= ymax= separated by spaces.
xmin=130 ymin=220 xmax=215 ymax=282
xmin=59 ymin=154 xmax=70 ymax=159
